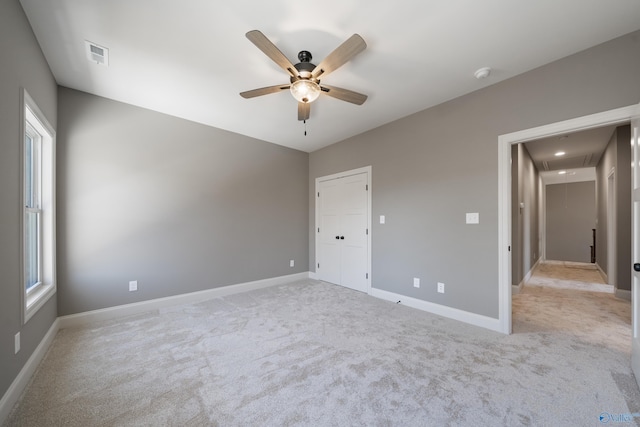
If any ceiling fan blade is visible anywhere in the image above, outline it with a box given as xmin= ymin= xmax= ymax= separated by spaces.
xmin=298 ymin=102 xmax=310 ymax=121
xmin=311 ymin=34 xmax=366 ymax=80
xmin=320 ymin=85 xmax=368 ymax=105
xmin=240 ymin=84 xmax=290 ymax=99
xmin=246 ymin=30 xmax=298 ymax=78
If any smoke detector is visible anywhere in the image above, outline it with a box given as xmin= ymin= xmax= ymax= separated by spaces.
xmin=85 ymin=40 xmax=109 ymax=66
xmin=474 ymin=67 xmax=491 ymax=79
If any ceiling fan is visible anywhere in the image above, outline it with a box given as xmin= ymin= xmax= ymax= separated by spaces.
xmin=240 ymin=30 xmax=368 ymax=121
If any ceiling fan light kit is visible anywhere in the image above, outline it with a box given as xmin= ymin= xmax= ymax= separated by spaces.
xmin=240 ymin=30 xmax=368 ymax=124
xmin=290 ymin=79 xmax=321 ymax=103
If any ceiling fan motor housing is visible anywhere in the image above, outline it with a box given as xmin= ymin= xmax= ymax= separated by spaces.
xmin=293 ymin=50 xmax=317 ymax=80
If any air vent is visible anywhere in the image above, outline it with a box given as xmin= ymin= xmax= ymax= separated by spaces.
xmin=85 ymin=40 xmax=109 ymax=66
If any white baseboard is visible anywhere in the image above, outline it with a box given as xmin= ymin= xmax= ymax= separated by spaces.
xmin=512 ymin=274 xmax=527 ymax=295
xmin=595 ymin=263 xmax=608 ymax=283
xmin=615 ymin=289 xmax=632 ymax=301
xmin=594 ymin=263 xmax=630 ymax=300
xmin=370 ymin=287 xmax=502 ymax=333
xmin=513 ymin=258 xmax=540 ymax=295
xmin=0 ymin=319 xmax=60 ymax=424
xmin=59 ymin=272 xmax=311 ymax=329
xmin=309 ymin=271 xmax=318 ymax=280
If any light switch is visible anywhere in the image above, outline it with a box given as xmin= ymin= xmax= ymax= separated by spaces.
xmin=380 ymin=215 xmax=386 ymax=224
xmin=466 ymin=213 xmax=479 ymax=224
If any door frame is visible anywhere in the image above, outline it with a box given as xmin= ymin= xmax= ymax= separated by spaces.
xmin=607 ymin=168 xmax=616 ymax=290
xmin=631 ymin=115 xmax=640 ymax=389
xmin=315 ymin=166 xmax=372 ymax=294
xmin=498 ymin=104 xmax=640 ymax=334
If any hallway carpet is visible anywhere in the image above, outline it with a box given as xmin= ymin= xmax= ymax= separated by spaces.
xmin=524 ymin=260 xmax=614 ymax=294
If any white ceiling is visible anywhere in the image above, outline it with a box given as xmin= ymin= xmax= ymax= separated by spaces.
xmin=539 ymin=168 xmax=597 ymax=185
xmin=19 ymin=0 xmax=640 ymax=153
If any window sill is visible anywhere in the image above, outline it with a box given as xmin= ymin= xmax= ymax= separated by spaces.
xmin=25 ymin=282 xmax=56 ymax=323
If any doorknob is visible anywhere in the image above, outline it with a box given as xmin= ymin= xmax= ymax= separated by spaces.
xmin=340 ymin=236 xmax=345 ymax=240
xmin=335 ymin=236 xmax=340 ymax=240
xmin=634 ymin=263 xmax=640 ymax=272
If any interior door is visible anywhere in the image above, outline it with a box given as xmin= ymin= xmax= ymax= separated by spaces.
xmin=631 ymin=114 xmax=640 ymax=388
xmin=318 ymin=179 xmax=342 ymax=285
xmin=317 ymin=172 xmax=369 ymax=293
xmin=337 ymin=174 xmax=369 ymax=292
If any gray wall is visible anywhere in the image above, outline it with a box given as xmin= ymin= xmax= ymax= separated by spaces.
xmin=597 ymin=131 xmax=616 ymax=275
xmin=616 ymin=126 xmax=631 ymax=292
xmin=0 ymin=0 xmax=58 ymax=403
xmin=546 ymin=182 xmax=596 ymax=263
xmin=512 ymin=144 xmax=540 ymax=286
xmin=309 ymin=31 xmax=640 ymax=319
xmin=57 ymin=88 xmax=309 ymax=315
xmin=596 ymin=125 xmax=632 ymax=291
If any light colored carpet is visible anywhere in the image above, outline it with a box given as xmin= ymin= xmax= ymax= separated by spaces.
xmin=4 ymin=268 xmax=639 ymax=426
xmin=526 ymin=260 xmax=614 ymax=294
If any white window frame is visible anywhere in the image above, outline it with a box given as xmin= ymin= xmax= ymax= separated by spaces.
xmin=21 ymin=89 xmax=56 ymax=323
xmin=24 ymin=122 xmax=43 ymax=294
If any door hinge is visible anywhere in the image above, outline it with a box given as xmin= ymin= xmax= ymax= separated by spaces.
xmin=318 ymin=227 xmax=320 ymax=233
xmin=317 ymin=192 xmax=320 ymax=197
xmin=508 ymin=246 xmax=511 ymax=252
xmin=366 ymin=273 xmax=369 ymax=279
xmin=366 ymin=228 xmax=369 ymax=235
xmin=317 ymin=263 xmax=320 ymax=269
xmin=366 ymin=184 xmax=368 ymax=191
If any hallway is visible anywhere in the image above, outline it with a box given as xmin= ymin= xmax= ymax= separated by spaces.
xmin=513 ymin=261 xmax=630 ymax=352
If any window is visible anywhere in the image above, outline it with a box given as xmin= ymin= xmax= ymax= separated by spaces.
xmin=24 ymin=125 xmax=41 ymax=292
xmin=22 ymin=90 xmax=56 ymax=323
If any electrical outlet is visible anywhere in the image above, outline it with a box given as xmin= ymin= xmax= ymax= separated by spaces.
xmin=290 ymin=259 xmax=295 ymax=267
xmin=15 ymin=332 xmax=20 ymax=354
xmin=129 ymin=280 xmax=138 ymax=292
xmin=413 ymin=278 xmax=420 ymax=288
xmin=437 ymin=282 xmax=445 ymax=293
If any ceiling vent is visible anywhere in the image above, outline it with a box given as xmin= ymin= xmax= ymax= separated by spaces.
xmin=85 ymin=40 xmax=109 ymax=66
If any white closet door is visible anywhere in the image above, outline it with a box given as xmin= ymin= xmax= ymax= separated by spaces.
xmin=318 ymin=179 xmax=342 ymax=285
xmin=318 ymin=172 xmax=369 ymax=293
